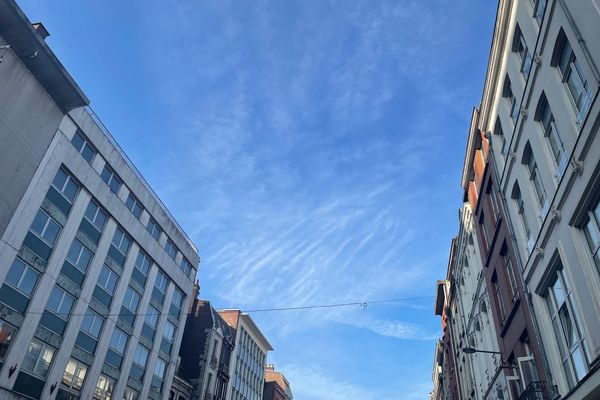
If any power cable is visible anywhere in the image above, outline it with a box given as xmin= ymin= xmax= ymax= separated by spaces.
xmin=0 ymin=295 xmax=434 ymax=318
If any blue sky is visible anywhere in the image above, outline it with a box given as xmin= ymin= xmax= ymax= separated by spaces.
xmin=20 ymin=1 xmax=497 ymax=398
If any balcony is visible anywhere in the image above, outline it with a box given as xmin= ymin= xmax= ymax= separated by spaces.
xmin=518 ymin=381 xmax=557 ymax=400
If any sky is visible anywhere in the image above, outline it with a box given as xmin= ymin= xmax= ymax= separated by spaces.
xmin=19 ymin=1 xmax=497 ymax=398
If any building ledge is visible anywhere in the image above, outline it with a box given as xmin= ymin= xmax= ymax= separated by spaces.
xmin=0 ymin=0 xmax=89 ymax=112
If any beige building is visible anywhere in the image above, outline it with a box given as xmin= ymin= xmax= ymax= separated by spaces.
xmin=477 ymin=0 xmax=600 ymax=398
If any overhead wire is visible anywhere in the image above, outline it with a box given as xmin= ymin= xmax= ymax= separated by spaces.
xmin=0 ymin=295 xmax=435 ymax=318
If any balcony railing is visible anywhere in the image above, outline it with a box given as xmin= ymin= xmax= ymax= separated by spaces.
xmin=518 ymin=381 xmax=557 ymax=400
xmin=210 ymin=357 xmax=218 ymax=368
xmin=204 ymin=393 xmax=213 ymax=400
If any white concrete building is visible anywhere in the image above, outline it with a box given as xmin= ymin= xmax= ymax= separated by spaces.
xmin=0 ymin=1 xmax=199 ymax=399
xmin=479 ymin=0 xmax=600 ymax=398
xmin=219 ymin=311 xmax=272 ymax=400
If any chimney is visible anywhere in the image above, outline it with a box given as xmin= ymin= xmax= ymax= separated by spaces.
xmin=32 ymin=22 xmax=50 ymax=40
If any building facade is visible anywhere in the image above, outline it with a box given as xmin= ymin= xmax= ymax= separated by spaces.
xmin=180 ymin=293 xmax=235 ymax=400
xmin=480 ymin=1 xmax=600 ymax=398
xmin=0 ymin=1 xmax=200 ymax=399
xmin=219 ymin=310 xmax=272 ymax=400
xmin=262 ymin=365 xmax=292 ymax=400
xmin=433 ymin=0 xmax=600 ymax=399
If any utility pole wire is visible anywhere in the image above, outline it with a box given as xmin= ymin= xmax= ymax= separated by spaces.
xmin=244 ymin=295 xmax=435 ymax=313
xmin=0 ymin=296 xmax=434 ymax=318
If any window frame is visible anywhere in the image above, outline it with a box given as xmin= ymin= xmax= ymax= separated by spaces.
xmin=71 ymin=130 xmax=96 ymax=163
xmin=30 ymin=209 xmax=62 ymax=246
xmin=125 ymin=193 xmax=143 ymax=219
xmin=61 ymin=357 xmax=88 ymax=392
xmin=147 ymin=217 xmax=162 ymax=241
xmin=22 ymin=339 xmax=56 ymax=379
xmin=97 ymin=264 xmax=119 ymax=295
xmin=66 ymin=239 xmax=94 ymax=273
xmin=100 ymin=164 xmax=122 ymax=194
xmin=46 ymin=285 xmax=75 ymax=320
xmin=80 ymin=310 xmax=104 ymax=339
xmin=52 ymin=167 xmax=80 ymax=204
xmin=85 ymin=200 xmax=108 ymax=231
xmin=4 ymin=258 xmax=40 ymax=298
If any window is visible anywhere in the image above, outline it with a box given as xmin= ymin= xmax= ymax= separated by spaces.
xmin=533 ymin=0 xmax=547 ymax=23
xmin=109 ymin=328 xmax=128 ymax=355
xmin=52 ymin=168 xmax=79 ymax=203
xmin=487 ymin=182 xmax=500 ymax=226
xmin=165 ymin=238 xmax=177 ymax=260
xmin=552 ymin=30 xmax=593 ymax=122
xmin=513 ymin=25 xmax=532 ymax=76
xmin=112 ymin=227 xmax=131 ymax=256
xmin=151 ymin=357 xmax=167 ymax=392
xmin=163 ymin=321 xmax=176 ymax=344
xmin=503 ymin=249 xmax=519 ymax=299
xmin=523 ymin=143 xmax=548 ymax=216
xmin=101 ymin=165 xmax=122 ymax=194
xmin=536 ymin=93 xmax=567 ymax=175
xmin=145 ymin=306 xmax=159 ymax=329
xmin=22 ymin=339 xmax=55 ymax=378
xmin=153 ymin=270 xmax=169 ymax=304
xmin=147 ymin=217 xmax=162 ymax=240
xmin=546 ymin=265 xmax=588 ymax=387
xmin=30 ymin=209 xmax=61 ymax=246
xmin=66 ymin=240 xmax=93 ymax=273
xmin=85 ymin=201 xmax=108 ymax=231
xmin=123 ymin=387 xmax=139 ymax=400
xmin=503 ymin=75 xmax=519 ymax=121
xmin=494 ymin=117 xmax=508 ymax=156
xmin=46 ymin=286 xmax=75 ymax=319
xmin=125 ymin=193 xmax=143 ymax=219
xmin=179 ymin=257 xmax=192 ymax=276
xmin=132 ymin=343 xmax=149 ymax=368
xmin=479 ymin=212 xmax=490 ymax=253
xmin=80 ymin=311 xmax=104 ymax=339
xmin=71 ymin=130 xmax=96 ymax=163
xmin=583 ymin=197 xmax=600 ymax=270
xmin=135 ymin=251 xmax=151 ymax=275
xmin=170 ymin=288 xmax=184 ymax=318
xmin=122 ymin=286 xmax=140 ymax=313
xmin=97 ymin=265 xmax=118 ymax=294
xmin=61 ymin=358 xmax=88 ymax=392
xmin=94 ymin=374 xmax=115 ymax=400
xmin=0 ymin=321 xmax=17 ymax=362
xmin=512 ymin=182 xmax=534 ymax=253
xmin=4 ymin=258 xmax=40 ymax=297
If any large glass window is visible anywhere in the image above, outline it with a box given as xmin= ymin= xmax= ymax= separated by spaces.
xmin=100 ymin=165 xmax=122 ymax=194
xmin=147 ymin=217 xmax=162 ymax=241
xmin=122 ymin=286 xmax=140 ymax=314
xmin=94 ymin=374 xmax=115 ymax=400
xmin=46 ymin=286 xmax=75 ymax=319
xmin=80 ymin=311 xmax=104 ymax=339
xmin=125 ymin=193 xmax=143 ymax=219
xmin=151 ymin=357 xmax=167 ymax=392
xmin=85 ymin=201 xmax=108 ymax=231
xmin=0 ymin=321 xmax=17 ymax=363
xmin=4 ymin=258 xmax=40 ymax=297
xmin=534 ymin=0 xmax=547 ymax=23
xmin=523 ymin=144 xmax=548 ymax=215
xmin=71 ymin=130 xmax=96 ymax=163
xmin=546 ymin=266 xmax=588 ymax=388
xmin=22 ymin=339 xmax=55 ymax=378
xmin=112 ymin=227 xmax=131 ymax=256
xmin=179 ymin=257 xmax=192 ymax=276
xmin=61 ymin=358 xmax=88 ymax=392
xmin=109 ymin=328 xmax=128 ymax=355
xmin=512 ymin=183 xmax=534 ymax=253
xmin=583 ymin=198 xmax=600 ymax=270
xmin=537 ymin=94 xmax=567 ymax=174
xmin=553 ymin=31 xmax=593 ymax=122
xmin=30 ymin=210 xmax=61 ymax=246
xmin=66 ymin=240 xmax=93 ymax=273
xmin=513 ymin=25 xmax=532 ymax=76
xmin=97 ymin=265 xmax=118 ymax=295
xmin=164 ymin=238 xmax=177 ymax=260
xmin=52 ymin=168 xmax=79 ymax=203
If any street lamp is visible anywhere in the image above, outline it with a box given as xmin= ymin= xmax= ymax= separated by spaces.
xmin=462 ymin=347 xmax=502 ymax=355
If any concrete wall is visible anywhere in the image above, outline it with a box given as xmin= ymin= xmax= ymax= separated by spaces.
xmin=0 ymin=33 xmax=64 ymax=237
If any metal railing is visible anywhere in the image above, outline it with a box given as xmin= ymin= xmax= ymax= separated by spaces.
xmin=518 ymin=381 xmax=557 ymax=400
xmin=84 ymin=106 xmax=199 ymax=256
